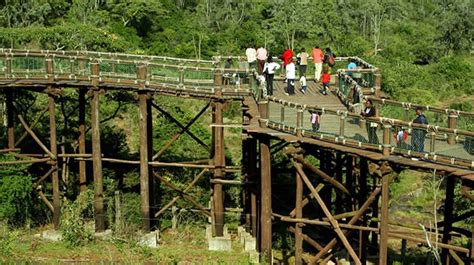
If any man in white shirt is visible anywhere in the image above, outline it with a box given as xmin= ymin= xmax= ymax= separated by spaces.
xmin=256 ymin=46 xmax=267 ymax=75
xmin=285 ymin=59 xmax=296 ymax=95
xmin=262 ymin=57 xmax=280 ymax=96
xmin=245 ymin=47 xmax=257 ymax=70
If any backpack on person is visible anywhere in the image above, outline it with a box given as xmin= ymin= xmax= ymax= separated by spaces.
xmin=328 ymin=54 xmax=335 ymax=67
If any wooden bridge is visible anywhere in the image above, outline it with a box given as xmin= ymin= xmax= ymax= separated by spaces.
xmin=0 ymin=49 xmax=473 ymax=264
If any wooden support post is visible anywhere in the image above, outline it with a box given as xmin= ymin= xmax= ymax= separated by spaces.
xmin=382 ymin=124 xmax=391 ymax=156
xmin=49 ymin=92 xmax=60 ymax=229
xmin=294 ymin=160 xmax=361 ymax=265
xmin=138 ymin=64 xmax=152 ymax=231
xmin=294 ymin=159 xmax=303 ymax=265
xmin=441 ymin=175 xmax=455 ymax=264
xmin=247 ymin=137 xmax=258 ymax=238
xmin=296 ymin=108 xmax=303 ymax=137
xmin=346 ymin=155 xmax=354 ymax=211
xmin=359 ymin=158 xmax=368 ymax=264
xmin=429 ymin=132 xmax=436 ymax=155
xmin=6 ymin=90 xmax=14 ymax=149
xmin=339 ymin=114 xmax=345 ymax=138
xmin=90 ymin=61 xmax=105 ymax=232
xmin=78 ymin=88 xmax=87 ymax=192
xmin=311 ymin=187 xmax=381 ymax=263
xmin=280 ymin=106 xmax=285 ymax=124
xmin=374 ymin=72 xmax=381 ymax=97
xmin=379 ymin=170 xmax=391 ymax=265
xmin=260 ymin=137 xmax=272 ymax=263
xmin=447 ymin=112 xmax=457 ymax=145
xmin=147 ymin=96 xmax=155 ymax=226
xmin=46 ymin=57 xmax=61 ymax=230
xmin=335 ymin=153 xmax=343 ymax=214
xmin=212 ymin=99 xmax=225 ymax=236
xmin=258 ymin=100 xmax=269 ymax=120
xmin=470 ymin=224 xmax=474 ymax=264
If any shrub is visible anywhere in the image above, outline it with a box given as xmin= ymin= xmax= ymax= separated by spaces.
xmin=60 ymin=189 xmax=94 ymax=247
xmin=0 ymin=155 xmax=34 ymax=226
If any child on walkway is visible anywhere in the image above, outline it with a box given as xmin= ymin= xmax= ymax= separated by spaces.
xmin=299 ymin=74 xmax=307 ymax=94
xmin=310 ymin=111 xmax=321 ymax=132
xmin=321 ymin=70 xmax=331 ymax=95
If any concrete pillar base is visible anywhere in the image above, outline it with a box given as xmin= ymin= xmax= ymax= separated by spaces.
xmin=206 ymin=225 xmax=231 ymax=251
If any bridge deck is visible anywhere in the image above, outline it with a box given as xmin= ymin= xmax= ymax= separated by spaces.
xmin=251 ymin=80 xmax=474 ymax=173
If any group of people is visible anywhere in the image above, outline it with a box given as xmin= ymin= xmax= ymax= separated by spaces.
xmin=245 ymin=46 xmax=336 ymax=96
xmin=361 ymin=99 xmax=429 ymax=152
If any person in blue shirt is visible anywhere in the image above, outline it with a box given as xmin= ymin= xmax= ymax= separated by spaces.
xmin=347 ymin=59 xmax=357 ymax=78
xmin=411 ymin=107 xmax=428 ymax=152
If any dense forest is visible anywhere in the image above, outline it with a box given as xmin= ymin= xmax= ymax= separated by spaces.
xmin=0 ymin=0 xmax=473 ymax=262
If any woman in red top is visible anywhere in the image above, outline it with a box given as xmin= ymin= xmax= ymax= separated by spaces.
xmin=320 ymin=70 xmax=331 ymax=95
xmin=281 ymin=49 xmax=294 ymax=68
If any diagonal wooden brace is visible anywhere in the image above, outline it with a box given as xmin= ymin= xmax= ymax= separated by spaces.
xmin=151 ymin=102 xmax=210 ymax=152
xmin=154 ymin=173 xmax=211 ymax=217
xmin=155 ymin=168 xmax=208 ymax=218
xmin=15 ymin=106 xmax=49 ymax=147
xmin=293 ymin=160 xmax=361 ymax=265
xmin=311 ymin=186 xmax=382 ymax=263
xmin=153 ymin=102 xmax=210 ymax=161
xmin=17 ymin=114 xmax=56 ymax=160
xmin=293 ymin=155 xmax=349 ymax=195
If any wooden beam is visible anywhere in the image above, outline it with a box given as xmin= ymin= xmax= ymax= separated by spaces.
xmin=154 ymin=173 xmax=211 ymax=217
xmin=152 ymin=101 xmax=210 ymax=161
xmin=6 ymin=90 xmax=14 ymax=149
xmin=38 ymin=190 xmax=54 ymax=212
xmin=17 ymin=115 xmax=55 ymax=160
xmin=90 ymin=61 xmax=105 ymax=232
xmin=441 ymin=174 xmax=456 ymax=264
xmin=293 ymin=155 xmax=349 ymax=195
xmin=154 ymin=168 xmax=208 ymax=218
xmin=48 ymin=89 xmax=60 ymax=230
xmin=212 ymin=99 xmax=225 ymax=236
xmin=295 ymin=159 xmax=303 ymax=265
xmin=311 ymin=187 xmax=381 ymax=263
xmin=293 ymin=159 xmax=361 ymax=265
xmin=78 ymin=88 xmax=87 ymax=192
xmin=260 ymin=137 xmax=272 ymax=263
xmin=151 ymin=102 xmax=210 ymax=151
xmin=14 ymin=106 xmax=49 ymax=147
xmin=379 ymin=169 xmax=391 ymax=264
xmin=33 ymin=167 xmax=55 ymax=188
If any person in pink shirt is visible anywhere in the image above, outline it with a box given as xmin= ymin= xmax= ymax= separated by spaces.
xmin=312 ymin=46 xmax=324 ymax=81
xmin=256 ymin=46 xmax=267 ymax=75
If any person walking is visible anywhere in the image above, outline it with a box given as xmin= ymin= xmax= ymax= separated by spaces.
xmin=256 ymin=46 xmax=267 ymax=75
xmin=323 ymin=47 xmax=336 ymax=69
xmin=411 ymin=107 xmax=428 ymax=152
xmin=285 ymin=58 xmax=296 ymax=95
xmin=296 ymin=48 xmax=309 ymax=77
xmin=262 ymin=57 xmax=280 ymax=96
xmin=312 ymin=46 xmax=324 ymax=81
xmin=320 ymin=70 xmax=331 ymax=95
xmin=245 ymin=47 xmax=257 ymax=70
xmin=360 ymin=99 xmax=379 ymax=144
xmin=310 ymin=111 xmax=321 ymax=132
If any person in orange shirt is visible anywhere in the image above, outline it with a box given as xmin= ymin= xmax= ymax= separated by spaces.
xmin=312 ymin=46 xmax=324 ymax=82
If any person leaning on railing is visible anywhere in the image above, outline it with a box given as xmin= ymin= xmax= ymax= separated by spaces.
xmin=360 ymin=99 xmax=379 ymax=144
xmin=411 ymin=107 xmax=428 ymax=152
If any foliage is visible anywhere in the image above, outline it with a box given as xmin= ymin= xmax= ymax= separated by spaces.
xmin=0 ymin=154 xmax=34 ymax=226
xmin=60 ymin=189 xmax=94 ymax=247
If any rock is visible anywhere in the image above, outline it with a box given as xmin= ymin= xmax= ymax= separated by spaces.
xmin=138 ymin=231 xmax=159 ymax=248
xmin=95 ymin=229 xmax=112 ymax=239
xmin=41 ymin=230 xmax=62 ymax=241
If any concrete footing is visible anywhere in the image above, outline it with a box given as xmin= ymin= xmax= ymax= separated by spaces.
xmin=237 ymin=226 xmax=259 ymax=263
xmin=206 ymin=225 xmax=232 ymax=251
xmin=138 ymin=230 xmax=160 ymax=248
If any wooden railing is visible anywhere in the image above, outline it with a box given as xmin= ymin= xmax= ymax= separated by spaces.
xmin=263 ymin=96 xmax=474 ymax=169
xmin=0 ymin=49 xmax=253 ymax=98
